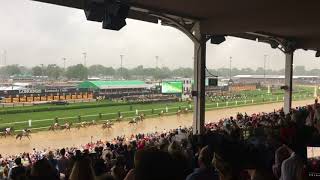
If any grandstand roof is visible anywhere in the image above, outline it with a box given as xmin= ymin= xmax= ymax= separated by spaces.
xmin=78 ymin=80 xmax=147 ymax=89
xmin=33 ymin=0 xmax=320 ymax=51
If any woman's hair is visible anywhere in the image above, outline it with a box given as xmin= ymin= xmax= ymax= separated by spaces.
xmin=69 ymin=157 xmax=96 ymax=180
xmin=134 ymin=148 xmax=177 ymax=180
xmin=30 ymin=158 xmax=57 ymax=180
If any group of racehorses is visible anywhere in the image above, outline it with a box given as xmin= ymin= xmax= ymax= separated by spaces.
xmin=0 ymin=108 xmax=191 ymax=140
xmin=0 ymin=127 xmax=31 ymax=140
xmin=48 ymin=120 xmax=98 ymax=131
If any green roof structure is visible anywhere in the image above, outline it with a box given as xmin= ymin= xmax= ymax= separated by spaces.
xmin=78 ymin=80 xmax=147 ymax=90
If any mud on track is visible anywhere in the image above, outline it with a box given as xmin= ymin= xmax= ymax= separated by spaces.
xmin=0 ymin=99 xmax=313 ymax=156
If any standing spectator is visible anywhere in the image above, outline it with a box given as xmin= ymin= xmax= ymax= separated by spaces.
xmin=272 ymin=145 xmax=290 ymax=179
xmin=10 ymin=158 xmax=26 ymax=180
xmin=69 ymin=158 xmax=96 ymax=180
xmin=47 ymin=151 xmax=58 ymax=170
xmin=29 ymin=158 xmax=60 ymax=180
xmin=280 ymin=145 xmax=306 ymax=180
xmin=111 ymin=155 xmax=126 ymax=180
xmin=186 ymin=146 xmax=218 ymax=180
xmin=57 ymin=148 xmax=69 ymax=178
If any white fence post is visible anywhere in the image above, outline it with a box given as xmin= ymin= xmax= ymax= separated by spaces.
xmin=226 ymin=102 xmax=229 ymax=106
xmin=235 ymin=101 xmax=238 ymax=105
xmin=244 ymin=100 xmax=247 ymax=104
xmin=166 ymin=106 xmax=168 ymax=113
xmin=136 ymin=109 xmax=138 ymax=115
xmin=252 ymin=99 xmax=254 ymax=104
xmin=216 ymin=102 xmax=219 ymax=107
xmin=28 ymin=120 xmax=32 ymax=127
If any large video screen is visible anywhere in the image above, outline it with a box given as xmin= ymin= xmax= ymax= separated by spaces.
xmin=307 ymin=146 xmax=320 ymax=178
xmin=162 ymin=81 xmax=183 ymax=93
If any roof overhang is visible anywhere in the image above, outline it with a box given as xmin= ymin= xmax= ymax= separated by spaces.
xmin=31 ymin=0 xmax=320 ymax=51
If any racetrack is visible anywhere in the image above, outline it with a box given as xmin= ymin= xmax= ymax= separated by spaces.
xmin=0 ymin=99 xmax=313 ymax=156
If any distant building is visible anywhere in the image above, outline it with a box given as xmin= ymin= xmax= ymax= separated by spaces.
xmin=233 ymin=75 xmax=319 ymax=85
xmin=78 ymin=80 xmax=153 ymax=99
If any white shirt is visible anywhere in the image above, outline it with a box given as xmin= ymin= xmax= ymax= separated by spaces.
xmin=280 ymin=152 xmax=305 ymax=180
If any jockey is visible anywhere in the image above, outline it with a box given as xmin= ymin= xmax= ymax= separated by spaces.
xmin=5 ymin=127 xmax=11 ymax=134
xmin=22 ymin=129 xmax=27 ymax=135
xmin=55 ymin=117 xmax=59 ymax=124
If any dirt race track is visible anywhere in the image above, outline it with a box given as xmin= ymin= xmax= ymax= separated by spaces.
xmin=0 ymin=99 xmax=313 ymax=156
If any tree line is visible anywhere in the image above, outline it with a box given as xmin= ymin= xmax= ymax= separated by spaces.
xmin=0 ymin=64 xmax=318 ymax=80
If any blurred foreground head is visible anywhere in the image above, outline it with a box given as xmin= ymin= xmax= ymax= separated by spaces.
xmin=69 ymin=157 xmax=95 ymax=180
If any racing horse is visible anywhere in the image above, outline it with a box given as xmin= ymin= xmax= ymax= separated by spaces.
xmin=16 ymin=129 xmax=31 ymax=140
xmin=87 ymin=120 xmax=97 ymax=126
xmin=49 ymin=123 xmax=61 ymax=131
xmin=60 ymin=122 xmax=72 ymax=131
xmin=128 ymin=118 xmax=138 ymax=125
xmin=176 ymin=109 xmax=182 ymax=116
xmin=102 ymin=121 xmax=113 ymax=129
xmin=0 ymin=131 xmax=6 ymax=138
xmin=158 ymin=110 xmax=165 ymax=117
xmin=0 ymin=127 xmax=14 ymax=138
xmin=48 ymin=125 xmax=55 ymax=131
xmin=181 ymin=108 xmax=190 ymax=114
xmin=128 ymin=115 xmax=144 ymax=125
xmin=75 ymin=121 xmax=89 ymax=130
xmin=115 ymin=115 xmax=124 ymax=122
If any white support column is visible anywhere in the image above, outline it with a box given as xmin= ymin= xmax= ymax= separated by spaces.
xmin=284 ymin=51 xmax=294 ymax=114
xmin=192 ymin=23 xmax=206 ymax=135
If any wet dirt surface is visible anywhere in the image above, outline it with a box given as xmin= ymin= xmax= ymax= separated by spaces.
xmin=0 ymin=100 xmax=313 ymax=156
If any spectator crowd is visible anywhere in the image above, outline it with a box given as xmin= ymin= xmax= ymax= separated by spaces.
xmin=1 ymin=100 xmax=320 ymax=180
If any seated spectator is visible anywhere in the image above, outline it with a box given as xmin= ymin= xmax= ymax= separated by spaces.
xmin=186 ymin=146 xmax=218 ymax=180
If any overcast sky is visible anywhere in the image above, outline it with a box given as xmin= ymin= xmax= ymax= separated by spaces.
xmin=0 ymin=0 xmax=319 ymax=70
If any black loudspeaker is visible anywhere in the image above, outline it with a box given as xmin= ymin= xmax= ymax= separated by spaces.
xmin=103 ymin=1 xmax=130 ymax=30
xmin=84 ymin=0 xmax=105 ymax=22
xmin=208 ymin=78 xmax=218 ymax=86
xmin=210 ymin=35 xmax=226 ymax=45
